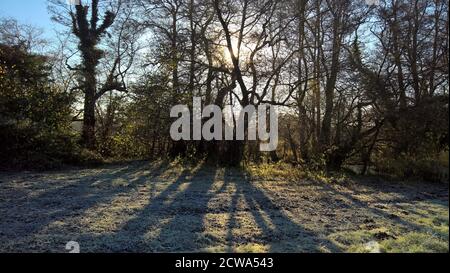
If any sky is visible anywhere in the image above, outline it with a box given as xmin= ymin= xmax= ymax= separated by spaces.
xmin=0 ymin=0 xmax=61 ymax=40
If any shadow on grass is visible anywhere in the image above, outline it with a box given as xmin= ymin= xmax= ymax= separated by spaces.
xmin=4 ymin=161 xmax=445 ymax=253
xmin=0 ymin=161 xmax=166 ymax=239
xmin=82 ymin=164 xmax=339 ymax=253
xmin=224 ymin=168 xmax=340 ymax=252
xmin=311 ymin=177 xmax=448 ymax=232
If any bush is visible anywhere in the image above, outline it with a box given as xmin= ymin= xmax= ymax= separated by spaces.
xmin=374 ymin=152 xmax=449 ymax=182
xmin=0 ymin=125 xmax=80 ymax=170
xmin=0 ymin=43 xmax=83 ymax=170
xmin=73 ymin=148 xmax=105 ymax=167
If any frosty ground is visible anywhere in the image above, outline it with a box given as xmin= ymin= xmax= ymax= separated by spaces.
xmin=0 ymin=161 xmax=448 ymax=253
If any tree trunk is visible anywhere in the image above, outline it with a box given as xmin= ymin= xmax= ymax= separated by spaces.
xmin=320 ymin=20 xmax=340 ymax=148
xmin=82 ymin=66 xmax=97 ymax=150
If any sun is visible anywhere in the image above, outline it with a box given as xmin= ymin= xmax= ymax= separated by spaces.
xmin=220 ymin=37 xmax=252 ymax=66
xmin=222 ymin=38 xmax=239 ymax=65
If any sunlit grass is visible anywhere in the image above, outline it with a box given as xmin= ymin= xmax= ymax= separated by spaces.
xmin=328 ymin=200 xmax=449 ymax=253
xmin=244 ymin=162 xmax=349 ymax=184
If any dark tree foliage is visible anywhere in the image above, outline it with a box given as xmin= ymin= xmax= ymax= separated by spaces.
xmin=0 ymin=44 xmax=75 ymax=169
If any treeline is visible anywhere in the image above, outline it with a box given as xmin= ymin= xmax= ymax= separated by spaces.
xmin=0 ymin=0 xmax=448 ymax=180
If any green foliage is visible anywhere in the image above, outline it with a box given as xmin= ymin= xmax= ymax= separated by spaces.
xmin=373 ymin=151 xmax=449 ymax=182
xmin=95 ymin=74 xmax=175 ymax=160
xmin=74 ymin=148 xmax=105 ymax=166
xmin=0 ymin=44 xmax=77 ymax=170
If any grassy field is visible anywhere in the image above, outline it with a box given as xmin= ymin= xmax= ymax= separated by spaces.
xmin=0 ymin=161 xmax=448 ymax=253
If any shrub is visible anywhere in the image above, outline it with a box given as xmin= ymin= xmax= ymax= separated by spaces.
xmin=373 ymin=152 xmax=449 ymax=182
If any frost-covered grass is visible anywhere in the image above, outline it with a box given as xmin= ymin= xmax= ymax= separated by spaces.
xmin=0 ymin=161 xmax=448 ymax=253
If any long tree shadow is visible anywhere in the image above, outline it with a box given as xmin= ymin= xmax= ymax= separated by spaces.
xmin=0 ymin=161 xmax=168 ymax=242
xmin=9 ymin=161 xmax=437 ymax=253
xmin=84 ymin=162 xmax=218 ymax=252
xmin=224 ymin=168 xmax=340 ymax=253
xmin=81 ymin=164 xmax=342 ymax=253
xmin=309 ymin=177 xmax=448 ymax=232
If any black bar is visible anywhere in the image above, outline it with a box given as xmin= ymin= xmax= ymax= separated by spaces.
xmin=0 ymin=253 xmax=448 ymax=272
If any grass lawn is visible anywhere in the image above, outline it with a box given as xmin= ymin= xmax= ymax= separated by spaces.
xmin=0 ymin=161 xmax=448 ymax=253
